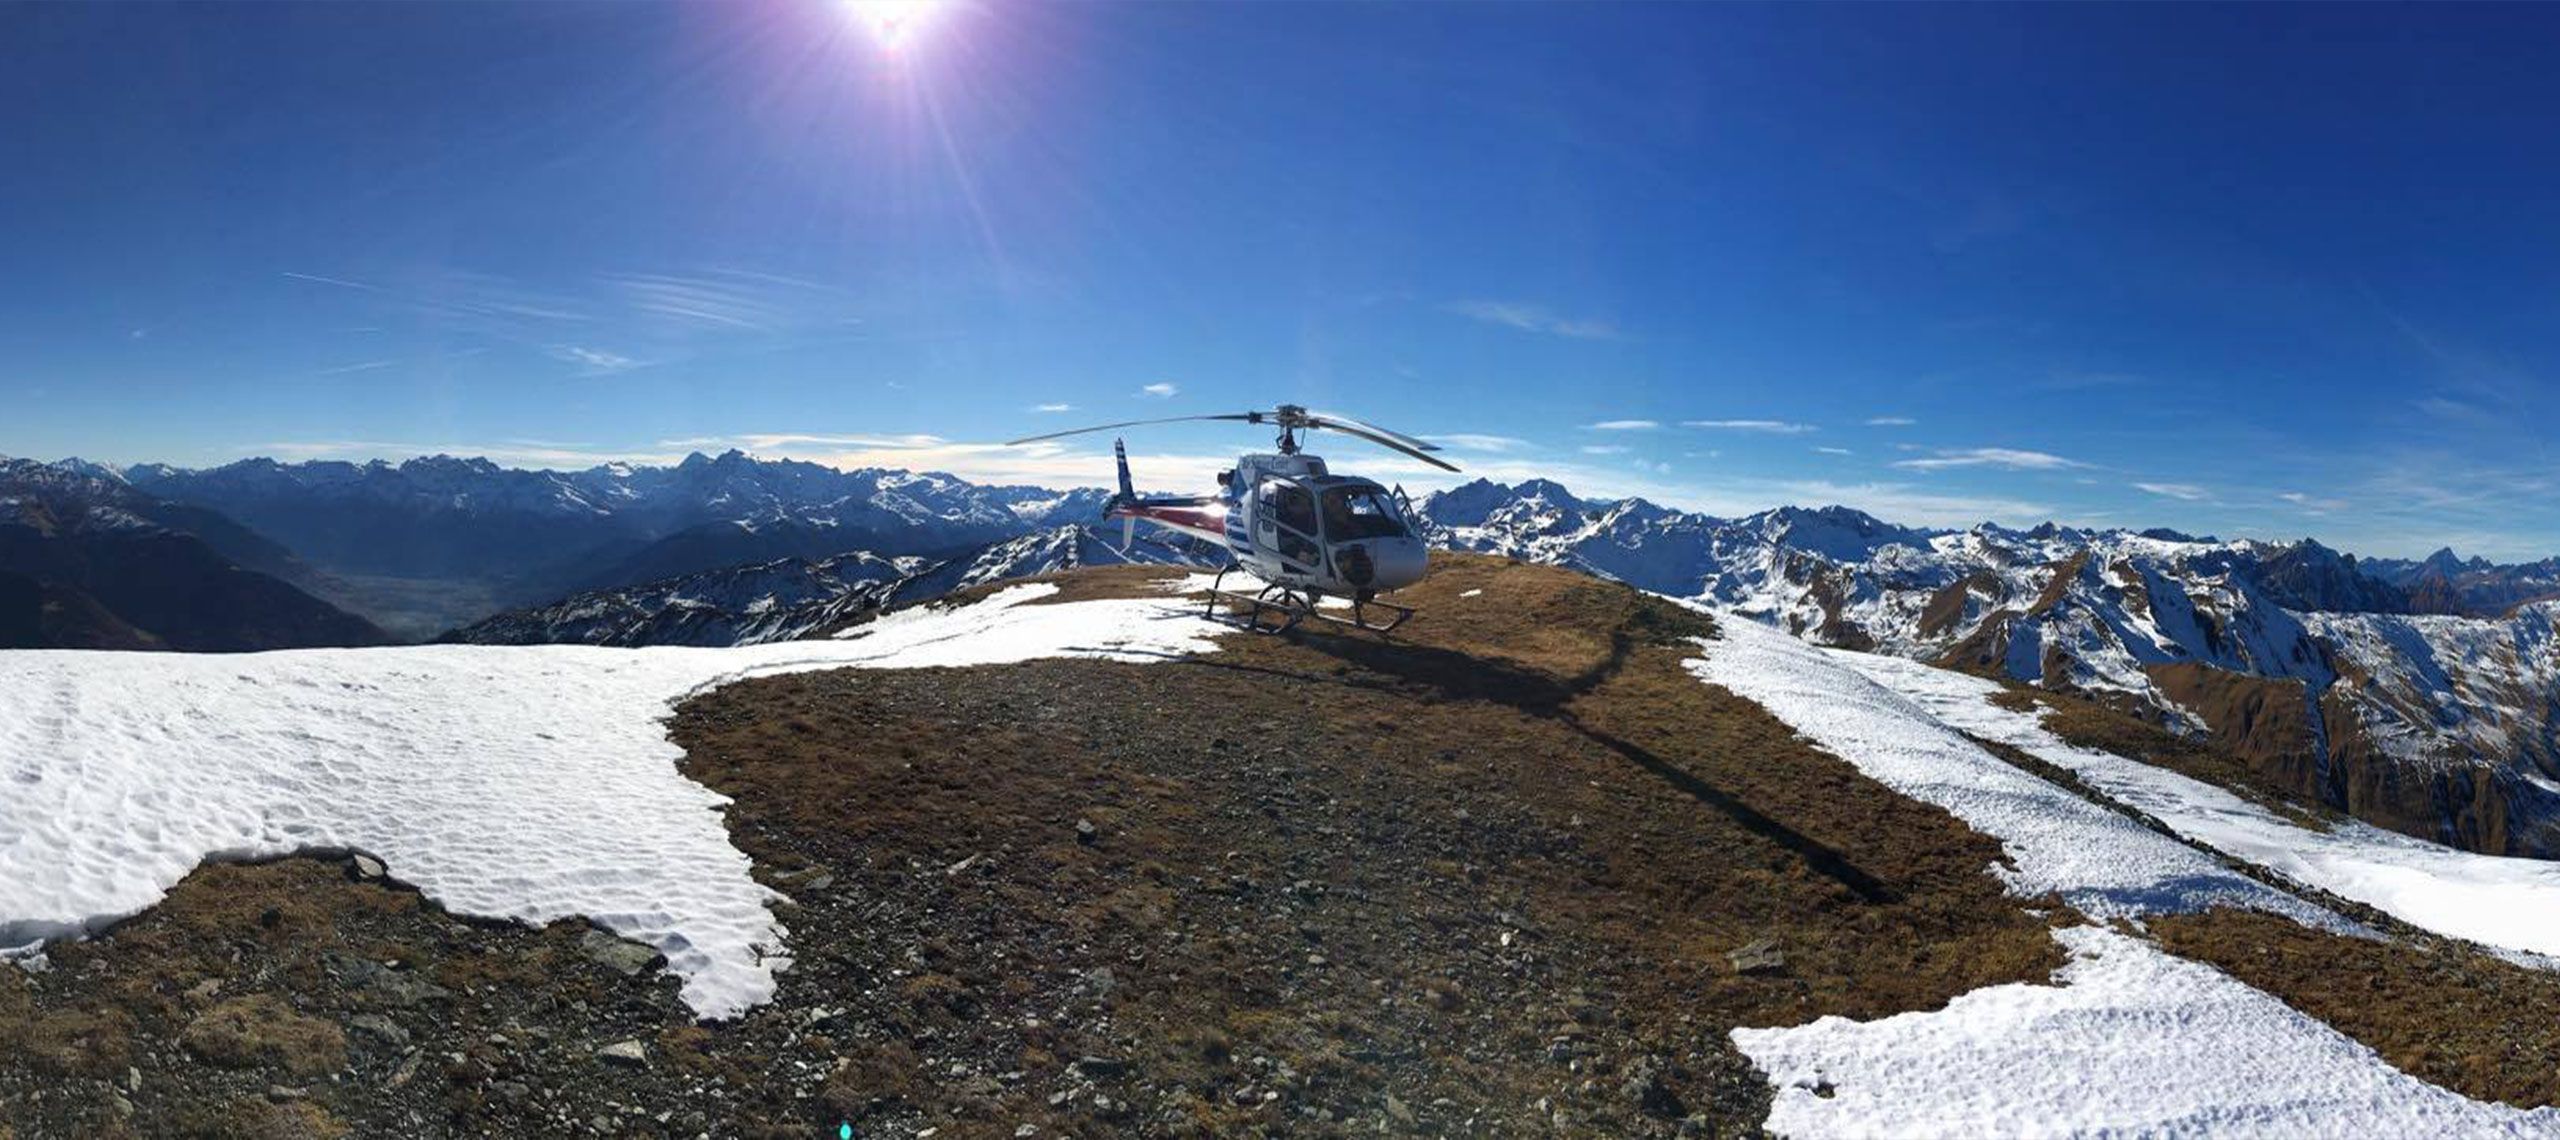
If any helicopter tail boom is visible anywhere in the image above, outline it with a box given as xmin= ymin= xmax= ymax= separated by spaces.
xmin=1101 ymin=437 xmax=1229 ymax=548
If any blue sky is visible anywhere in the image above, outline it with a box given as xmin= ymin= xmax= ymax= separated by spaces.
xmin=5 ymin=3 xmax=2558 ymax=558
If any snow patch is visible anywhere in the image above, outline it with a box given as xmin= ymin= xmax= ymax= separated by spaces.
xmin=0 ymin=585 xmax=1223 ymax=1018
xmin=1735 ymin=925 xmax=2560 ymax=1139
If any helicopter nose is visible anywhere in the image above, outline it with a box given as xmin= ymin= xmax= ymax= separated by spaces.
xmin=1367 ymin=537 xmax=1428 ymax=590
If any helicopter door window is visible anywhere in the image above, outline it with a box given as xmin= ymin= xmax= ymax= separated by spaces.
xmin=1258 ymin=482 xmax=1321 ymax=569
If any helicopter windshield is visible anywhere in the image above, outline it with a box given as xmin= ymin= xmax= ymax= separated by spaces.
xmin=1320 ymin=485 xmax=1408 ymax=540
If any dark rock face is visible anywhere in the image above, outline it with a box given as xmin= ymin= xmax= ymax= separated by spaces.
xmin=2249 ymin=540 xmax=2409 ymax=615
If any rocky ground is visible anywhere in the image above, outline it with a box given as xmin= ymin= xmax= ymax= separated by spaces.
xmin=8 ymin=555 xmax=2556 ymax=1137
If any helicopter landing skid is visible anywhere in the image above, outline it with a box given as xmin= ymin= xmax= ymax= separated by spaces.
xmin=1201 ymin=565 xmax=1412 ymax=636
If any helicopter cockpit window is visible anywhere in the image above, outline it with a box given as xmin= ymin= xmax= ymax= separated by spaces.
xmin=1321 ymin=486 xmax=1407 ymax=540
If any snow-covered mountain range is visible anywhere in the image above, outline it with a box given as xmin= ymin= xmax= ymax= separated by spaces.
xmin=105 ymin=451 xmax=1111 ymax=633
xmin=447 ymin=525 xmax=1224 ymax=647
xmin=0 ymin=459 xmax=386 ymax=650
xmin=124 ymin=451 xmax=1109 ymax=575
xmin=1420 ymin=478 xmax=2560 ymax=858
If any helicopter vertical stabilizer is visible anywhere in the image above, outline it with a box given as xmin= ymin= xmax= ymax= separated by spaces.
xmin=1114 ymin=438 xmax=1137 ymax=549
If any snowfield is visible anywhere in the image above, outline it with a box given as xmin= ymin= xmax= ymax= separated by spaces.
xmin=1737 ymin=925 xmax=2560 ymax=1139
xmin=1838 ymin=647 xmax=2560 ymax=966
xmin=0 ymin=584 xmax=1223 ymax=1018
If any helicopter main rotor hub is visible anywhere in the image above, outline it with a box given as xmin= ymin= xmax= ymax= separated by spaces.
xmin=1254 ymin=403 xmax=1312 ymax=454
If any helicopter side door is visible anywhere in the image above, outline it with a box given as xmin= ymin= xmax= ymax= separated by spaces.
xmin=1253 ymin=479 xmax=1326 ymax=580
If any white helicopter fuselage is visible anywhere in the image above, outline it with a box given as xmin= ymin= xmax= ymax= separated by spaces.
xmin=1112 ymin=451 xmax=1430 ymax=600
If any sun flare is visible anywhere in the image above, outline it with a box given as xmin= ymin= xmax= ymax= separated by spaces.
xmin=844 ymin=0 xmax=942 ymax=52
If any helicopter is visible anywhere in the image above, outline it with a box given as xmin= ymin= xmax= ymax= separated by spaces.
xmin=1007 ymin=405 xmax=1458 ymax=634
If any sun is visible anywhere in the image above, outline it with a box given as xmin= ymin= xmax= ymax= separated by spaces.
xmin=844 ymin=0 xmax=943 ymax=53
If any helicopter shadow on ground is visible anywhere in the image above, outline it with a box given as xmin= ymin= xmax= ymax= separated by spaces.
xmin=1120 ymin=628 xmax=1897 ymax=906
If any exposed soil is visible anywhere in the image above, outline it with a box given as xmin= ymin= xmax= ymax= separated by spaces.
xmin=0 ymin=858 xmax=731 ymax=1139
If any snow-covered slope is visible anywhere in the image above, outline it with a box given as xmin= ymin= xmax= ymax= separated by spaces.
xmin=1696 ymin=617 xmax=2560 ymax=1137
xmin=1692 ymin=619 xmax=2340 ymax=929
xmin=0 ymin=582 xmax=1225 ymax=1018
xmin=1839 ymin=647 xmax=2560 ymax=964
xmin=450 ymin=550 xmax=920 ymax=647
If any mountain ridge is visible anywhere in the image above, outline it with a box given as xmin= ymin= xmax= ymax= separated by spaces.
xmin=0 ymin=459 xmax=388 ymax=651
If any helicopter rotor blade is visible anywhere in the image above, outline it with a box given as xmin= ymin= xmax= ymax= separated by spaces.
xmin=1312 ymin=420 xmax=1462 ymax=472
xmin=1004 ymin=413 xmax=1258 ymax=447
xmin=1304 ymin=410 xmax=1442 ymax=452
xmin=1004 ymin=405 xmax=1461 ymax=471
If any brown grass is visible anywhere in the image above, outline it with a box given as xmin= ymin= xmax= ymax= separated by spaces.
xmin=2143 ymin=663 xmax=2328 ymax=800
xmin=179 ymin=995 xmax=346 ymax=1077
xmin=180 ymin=1098 xmax=350 ymax=1140
xmin=944 ymin=563 xmax=1204 ymax=609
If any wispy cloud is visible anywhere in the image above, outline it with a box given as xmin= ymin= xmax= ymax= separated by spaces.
xmin=1581 ymin=444 xmax=1630 ymax=455
xmin=1863 ymin=416 xmax=1917 ymax=427
xmin=285 ymin=267 xmax=594 ymax=328
xmin=601 ymin=269 xmax=857 ymax=333
xmin=2133 ymin=481 xmax=2210 ymax=501
xmin=2278 ymin=491 xmax=2349 ymax=512
xmin=1683 ymin=419 xmax=1816 ymax=434
xmin=312 ymin=359 xmax=398 ymax=376
xmin=1434 ymin=433 xmax=1530 ymax=452
xmin=2041 ymin=369 xmax=2143 ymax=392
xmin=1139 ymin=382 xmax=1179 ymax=398
xmin=661 ymin=432 xmax=948 ymax=451
xmin=2411 ymin=395 xmax=2494 ymax=424
xmin=286 ymin=266 xmax=871 ymax=344
xmin=1815 ymin=446 xmax=1854 ymax=456
xmin=1586 ymin=419 xmax=1658 ymax=431
xmin=281 ymin=270 xmax=388 ymax=294
xmin=548 ymin=345 xmax=645 ymax=375
xmin=1030 ymin=402 xmax=1075 ymax=413
xmin=1893 ymin=447 xmax=2090 ymax=472
xmin=1445 ymin=300 xmax=1619 ymax=340
xmin=247 ymin=439 xmax=668 ymax=469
